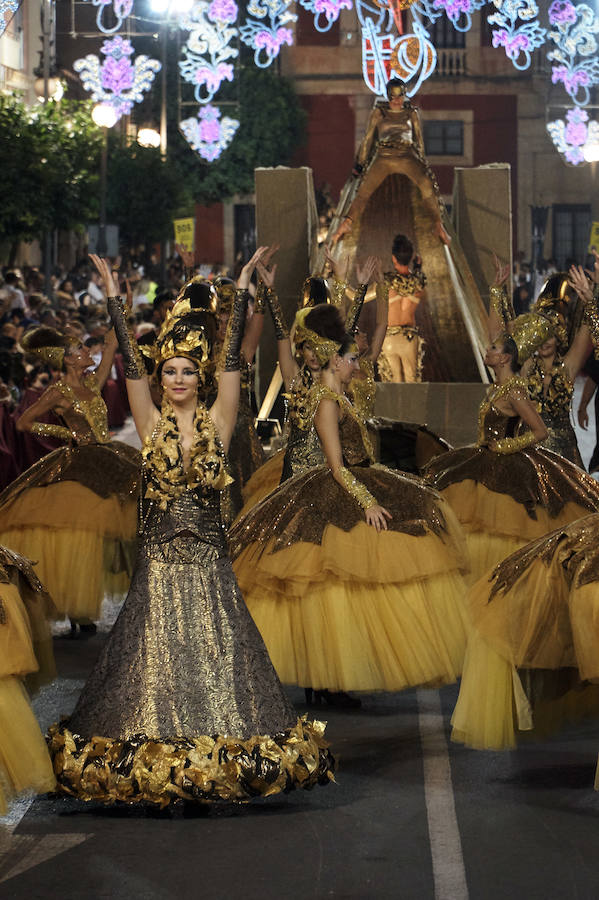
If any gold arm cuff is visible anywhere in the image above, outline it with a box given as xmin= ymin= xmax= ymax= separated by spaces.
xmin=345 ymin=283 xmax=367 ymax=334
xmin=266 ymin=289 xmax=289 ymax=340
xmin=254 ymin=281 xmax=267 ymax=315
xmin=489 ymin=285 xmax=515 ymax=325
xmin=331 ymin=277 xmax=348 ymax=308
xmin=31 ymin=422 xmax=71 ymax=441
xmin=336 ymin=466 xmax=376 ymax=509
xmin=493 ymin=431 xmax=538 ymax=455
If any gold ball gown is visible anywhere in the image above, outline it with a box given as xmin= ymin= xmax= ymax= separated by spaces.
xmin=48 ymin=400 xmax=334 ymax=806
xmin=425 ymin=375 xmax=599 ymax=585
xmin=230 ymin=385 xmax=470 ymax=693
xmin=0 ymin=546 xmax=55 ymax=814
xmin=0 ymin=375 xmax=140 ymax=621
xmin=451 ymin=517 xmax=599 ymax=750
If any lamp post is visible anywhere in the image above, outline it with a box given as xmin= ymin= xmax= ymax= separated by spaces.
xmin=92 ymin=103 xmax=118 ymax=256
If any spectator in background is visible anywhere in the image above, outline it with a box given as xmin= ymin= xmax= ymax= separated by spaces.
xmin=3 ymin=272 xmax=26 ymax=313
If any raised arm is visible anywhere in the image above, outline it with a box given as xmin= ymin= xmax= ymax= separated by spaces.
xmin=488 ymin=254 xmax=513 ymax=342
xmin=16 ymin=386 xmax=70 ymax=440
xmin=314 ymin=395 xmax=391 ymax=531
xmin=210 ymin=248 xmax=266 ymax=451
xmin=90 ymin=254 xmax=157 ymax=442
xmin=255 ymin=258 xmax=298 ymax=390
xmin=241 ymin=245 xmax=277 ymax=362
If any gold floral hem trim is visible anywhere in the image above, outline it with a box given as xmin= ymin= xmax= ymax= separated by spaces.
xmin=47 ymin=716 xmax=336 ymax=807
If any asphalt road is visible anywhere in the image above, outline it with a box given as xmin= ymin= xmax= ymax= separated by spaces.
xmin=1 ymin=630 xmax=599 ymax=900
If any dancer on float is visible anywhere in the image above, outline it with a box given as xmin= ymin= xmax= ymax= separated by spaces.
xmin=424 ymin=258 xmax=599 ymax=585
xmin=48 ymin=252 xmax=334 ymax=806
xmin=229 ymin=303 xmax=469 ymax=700
xmin=448 ymin=259 xmax=599 ymax=751
xmin=332 ymin=79 xmax=451 ymax=247
xmin=0 ymin=545 xmax=55 ymax=814
xmin=0 ymin=314 xmax=139 ymax=636
xmin=491 ymin=260 xmax=593 ymax=465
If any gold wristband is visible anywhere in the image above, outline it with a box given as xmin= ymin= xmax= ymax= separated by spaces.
xmin=254 ymin=281 xmax=267 ymax=315
xmin=493 ymin=431 xmax=537 ymax=454
xmin=31 ymin=422 xmax=72 ymax=441
xmin=336 ymin=466 xmax=376 ymax=509
xmin=345 ymin=283 xmax=367 ymax=335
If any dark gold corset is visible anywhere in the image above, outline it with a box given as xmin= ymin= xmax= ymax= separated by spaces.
xmin=55 ymin=376 xmax=110 ymax=444
xmin=281 ymin=422 xmax=324 ymax=482
xmin=141 ymin=480 xmax=228 ymax=557
xmin=479 ymin=405 xmax=518 ymax=445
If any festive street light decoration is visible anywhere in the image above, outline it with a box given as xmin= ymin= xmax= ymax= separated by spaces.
xmin=298 ymin=0 xmax=353 ymax=33
xmin=547 ymin=1 xmax=599 ymax=107
xmin=488 ymin=0 xmax=546 ymax=70
xmin=422 ymin=0 xmax=486 ymax=32
xmin=179 ymin=0 xmax=239 ymax=104
xmin=0 ymin=0 xmax=19 ymax=38
xmin=74 ymin=35 xmax=161 ymax=121
xmin=547 ymin=107 xmax=599 ymax=166
xmin=83 ymin=0 xmax=134 ymax=35
xmin=239 ymin=0 xmax=296 ymax=67
xmin=180 ymin=103 xmax=240 ymax=160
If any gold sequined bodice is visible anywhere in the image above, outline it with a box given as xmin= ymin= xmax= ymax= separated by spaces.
xmin=350 ymin=358 xmax=376 ymax=419
xmin=527 ymin=357 xmax=573 ymax=424
xmin=377 ymin=108 xmax=414 ymax=146
xmin=55 ymin=375 xmax=110 ymax=444
xmin=477 ymin=377 xmax=527 ymax=446
xmin=314 ymin=385 xmax=374 ymax=466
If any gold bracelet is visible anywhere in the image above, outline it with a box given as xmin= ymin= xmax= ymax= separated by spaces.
xmin=493 ymin=431 xmax=537 ymax=454
xmin=31 ymin=422 xmax=72 ymax=441
xmin=254 ymin=281 xmax=267 ymax=315
xmin=336 ymin=466 xmax=376 ymax=509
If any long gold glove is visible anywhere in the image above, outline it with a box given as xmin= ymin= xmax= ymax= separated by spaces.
xmin=254 ymin=281 xmax=267 ymax=315
xmin=31 ymin=422 xmax=71 ymax=441
xmin=336 ymin=466 xmax=376 ymax=509
xmin=345 ymin=283 xmax=368 ymax=335
xmin=266 ymin=288 xmax=289 ymax=340
xmin=222 ymin=290 xmax=250 ymax=371
xmin=493 ymin=431 xmax=537 ymax=454
xmin=489 ymin=284 xmax=515 ymax=327
xmin=107 ymin=296 xmax=146 ymax=379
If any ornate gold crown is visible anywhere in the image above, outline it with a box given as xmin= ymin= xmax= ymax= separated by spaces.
xmin=212 ymin=276 xmax=237 ymax=317
xmin=301 ymin=276 xmax=331 ymax=309
xmin=533 ymin=274 xmax=570 ymax=350
xmin=21 ymin=328 xmax=79 ymax=369
xmin=294 ymin=307 xmax=341 ymax=366
xmin=504 ymin=312 xmax=554 ymax=365
xmin=150 ymin=299 xmax=214 ymax=376
xmin=174 ymin=276 xmax=218 ymax=314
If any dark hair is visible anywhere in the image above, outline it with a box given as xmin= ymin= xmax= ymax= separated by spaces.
xmin=303 ymin=304 xmax=346 ymax=342
xmin=303 ymin=277 xmax=331 ymax=307
xmin=500 ymin=334 xmax=520 ymax=372
xmin=386 ymin=78 xmax=406 ymax=98
xmin=391 ymin=233 xmax=413 ymax=265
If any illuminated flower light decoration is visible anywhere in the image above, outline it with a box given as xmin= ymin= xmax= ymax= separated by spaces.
xmin=74 ymin=36 xmax=161 ymax=121
xmin=487 ymin=0 xmax=546 ymax=70
xmin=298 ymin=0 xmax=353 ymax=34
xmin=547 ymin=107 xmax=599 ymax=166
xmin=0 ymin=0 xmax=20 ymax=39
xmin=84 ymin=0 xmax=134 ymax=35
xmin=180 ymin=103 xmax=240 ymax=161
xmin=239 ymin=0 xmax=297 ymax=68
xmin=428 ymin=0 xmax=486 ymax=32
xmin=179 ymin=0 xmax=239 ymax=104
xmin=546 ymin=1 xmax=599 ymax=107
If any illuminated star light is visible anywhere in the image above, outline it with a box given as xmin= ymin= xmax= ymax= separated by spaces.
xmin=180 ymin=104 xmax=240 ymax=161
xmin=74 ymin=36 xmax=161 ymax=121
xmin=547 ymin=106 xmax=599 ymax=165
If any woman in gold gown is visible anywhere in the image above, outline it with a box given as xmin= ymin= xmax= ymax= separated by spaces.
xmin=425 ymin=265 xmax=599 ymax=584
xmin=48 ymin=252 xmax=334 ymax=806
xmin=230 ymin=306 xmax=470 ymax=696
xmin=0 ymin=545 xmax=55 ymax=814
xmin=0 ymin=326 xmax=139 ymax=629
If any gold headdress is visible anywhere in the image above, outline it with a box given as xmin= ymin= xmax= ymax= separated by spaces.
xmin=294 ymin=308 xmax=341 ymax=366
xmin=212 ymin=275 xmax=237 ymax=317
xmin=174 ymin=276 xmax=218 ymax=314
xmin=502 ymin=312 xmax=554 ymax=365
xmin=21 ymin=326 xmax=79 ymax=369
xmin=301 ymin=276 xmax=331 ymax=309
xmin=533 ymin=272 xmax=571 ymax=350
xmin=150 ymin=296 xmax=216 ymax=380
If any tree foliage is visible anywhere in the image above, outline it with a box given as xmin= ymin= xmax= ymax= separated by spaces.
xmin=0 ymin=94 xmax=102 ymax=244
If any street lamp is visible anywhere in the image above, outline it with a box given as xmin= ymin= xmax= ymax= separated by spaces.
xmin=137 ymin=125 xmax=161 ymax=148
xmin=92 ymin=103 xmax=118 ymax=256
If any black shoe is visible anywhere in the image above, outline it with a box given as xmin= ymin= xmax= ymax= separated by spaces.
xmin=313 ymin=690 xmax=362 ymax=709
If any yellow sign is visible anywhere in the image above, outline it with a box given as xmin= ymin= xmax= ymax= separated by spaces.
xmin=589 ymin=221 xmax=599 ymax=254
xmin=173 ymin=217 xmax=195 ymax=251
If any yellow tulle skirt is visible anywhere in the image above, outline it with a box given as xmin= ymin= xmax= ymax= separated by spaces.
xmin=0 ymin=481 xmax=137 ymax=620
xmin=238 ymin=450 xmax=285 ymax=518
xmin=234 ymin=516 xmax=470 ymax=692
xmin=0 ymin=676 xmax=55 ymax=814
xmin=441 ymin=481 xmax=595 ymax=585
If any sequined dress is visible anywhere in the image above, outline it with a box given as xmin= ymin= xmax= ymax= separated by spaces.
xmin=0 ymin=545 xmax=55 ymax=813
xmin=230 ymin=385 xmax=470 ymax=693
xmin=0 ymin=375 xmax=140 ymax=620
xmin=451 ymin=515 xmax=599 ymax=751
xmin=48 ymin=416 xmax=334 ymax=806
xmin=424 ymin=375 xmax=599 ymax=584
xmin=523 ymin=356 xmax=582 ymax=465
